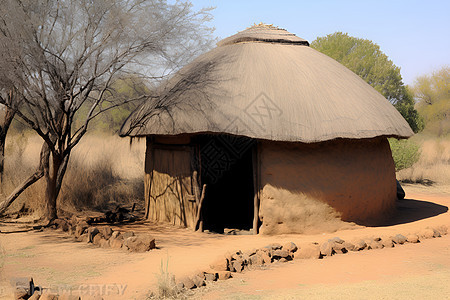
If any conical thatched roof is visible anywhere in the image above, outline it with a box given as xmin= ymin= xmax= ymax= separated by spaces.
xmin=120 ymin=25 xmax=413 ymax=142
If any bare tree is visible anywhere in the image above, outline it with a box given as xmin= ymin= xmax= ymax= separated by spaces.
xmin=0 ymin=0 xmax=214 ymax=220
xmin=0 ymin=18 xmax=26 ymax=190
xmin=0 ymin=96 xmax=17 ymax=191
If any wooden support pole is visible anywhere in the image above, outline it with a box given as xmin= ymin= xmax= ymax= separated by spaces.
xmin=252 ymin=143 xmax=260 ymax=234
xmin=194 ymin=184 xmax=206 ymax=231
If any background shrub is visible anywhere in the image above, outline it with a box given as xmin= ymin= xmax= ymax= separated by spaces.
xmin=389 ymin=138 xmax=421 ymax=171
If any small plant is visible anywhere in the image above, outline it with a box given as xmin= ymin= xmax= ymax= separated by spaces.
xmin=389 ymin=138 xmax=421 ymax=171
xmin=154 ymin=257 xmax=179 ymax=299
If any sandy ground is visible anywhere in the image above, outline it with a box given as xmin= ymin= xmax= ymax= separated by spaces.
xmin=0 ymin=184 xmax=449 ymax=299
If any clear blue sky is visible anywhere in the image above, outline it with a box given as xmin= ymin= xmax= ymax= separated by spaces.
xmin=191 ymin=0 xmax=450 ymax=85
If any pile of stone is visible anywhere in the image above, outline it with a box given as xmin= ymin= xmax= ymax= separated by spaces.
xmin=174 ymin=241 xmax=298 ymax=291
xmin=174 ymin=225 xmax=447 ymax=293
xmin=50 ymin=218 xmax=156 ymax=252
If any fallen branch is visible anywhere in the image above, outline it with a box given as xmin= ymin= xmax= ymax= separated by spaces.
xmin=0 ymin=142 xmax=48 ymax=215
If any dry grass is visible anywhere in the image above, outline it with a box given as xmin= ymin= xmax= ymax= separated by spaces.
xmin=2 ymin=132 xmax=145 ymax=216
xmin=397 ymin=135 xmax=450 ymax=185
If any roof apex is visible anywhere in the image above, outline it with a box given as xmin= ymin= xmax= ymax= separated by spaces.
xmin=217 ymin=23 xmax=309 ymax=47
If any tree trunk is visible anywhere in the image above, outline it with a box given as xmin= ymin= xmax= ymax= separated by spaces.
xmin=0 ymin=142 xmax=48 ymax=215
xmin=44 ymin=154 xmax=60 ymax=221
xmin=43 ymin=151 xmax=70 ymax=222
xmin=0 ymin=107 xmax=16 ymax=194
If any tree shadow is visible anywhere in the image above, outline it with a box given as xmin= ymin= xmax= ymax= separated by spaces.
xmin=375 ymin=198 xmax=448 ymax=227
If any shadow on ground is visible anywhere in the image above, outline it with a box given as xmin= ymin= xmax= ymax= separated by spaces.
xmin=377 ymin=198 xmax=448 ymax=227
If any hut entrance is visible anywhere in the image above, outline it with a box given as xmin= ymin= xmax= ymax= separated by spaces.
xmin=196 ymin=135 xmax=256 ymax=233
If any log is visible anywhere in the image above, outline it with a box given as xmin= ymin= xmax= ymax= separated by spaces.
xmin=0 ymin=171 xmax=44 ymax=214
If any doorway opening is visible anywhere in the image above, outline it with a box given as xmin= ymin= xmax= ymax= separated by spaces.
xmin=195 ymin=135 xmax=255 ymax=233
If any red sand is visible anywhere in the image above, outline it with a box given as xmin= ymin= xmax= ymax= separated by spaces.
xmin=1 ymin=184 xmax=449 ymax=299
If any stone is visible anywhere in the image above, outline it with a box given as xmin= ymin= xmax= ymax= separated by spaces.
xmin=258 ymin=246 xmax=273 ymax=256
xmin=74 ymin=222 xmax=88 ymax=238
xmin=99 ymin=238 xmax=110 ymax=248
xmin=14 ymin=287 xmax=28 ymax=299
xmin=123 ymin=234 xmax=156 ymax=252
xmin=78 ymin=233 xmax=89 ymax=243
xmin=87 ymin=227 xmax=100 ymax=243
xmin=122 ymin=231 xmax=135 ymax=239
xmin=176 ymin=282 xmax=185 ymax=291
xmin=217 ymin=271 xmax=232 ymax=280
xmin=435 ymin=225 xmax=448 ymax=236
xmin=392 ymin=234 xmax=407 ymax=245
xmin=54 ymin=219 xmax=69 ymax=232
xmin=431 ymin=228 xmax=441 ymax=238
xmin=332 ymin=242 xmax=348 ymax=254
xmin=272 ymin=249 xmax=290 ymax=260
xmin=320 ymin=241 xmax=334 ymax=257
xmin=109 ymin=238 xmax=124 ymax=249
xmin=406 ymin=234 xmax=420 ymax=243
xmin=204 ymin=272 xmax=218 ymax=281
xmin=381 ymin=238 xmax=394 ymax=248
xmin=179 ymin=276 xmax=195 ymax=289
xmin=192 ymin=275 xmax=205 ymax=288
xmin=210 ymin=257 xmax=229 ymax=271
xmin=241 ymin=253 xmax=250 ymax=265
xmin=248 ymin=254 xmax=264 ymax=266
xmin=418 ymin=228 xmax=434 ymax=239
xmin=366 ymin=240 xmax=383 ymax=250
xmin=100 ymin=226 xmax=113 ymax=240
xmin=328 ymin=237 xmax=345 ymax=244
xmin=231 ymin=259 xmax=244 ymax=273
xmin=92 ymin=233 xmax=104 ymax=246
xmin=243 ymin=249 xmax=257 ymax=257
xmin=343 ymin=241 xmax=356 ymax=252
xmin=231 ymin=251 xmax=243 ymax=261
xmin=267 ymin=243 xmax=283 ymax=250
xmin=111 ymin=231 xmax=122 ymax=239
xmin=282 ymin=242 xmax=298 ymax=253
xmin=258 ymin=251 xmax=272 ymax=264
xmin=294 ymin=244 xmax=321 ymax=259
xmin=353 ymin=240 xmax=367 ymax=251
xmin=279 ymin=258 xmax=288 ymax=263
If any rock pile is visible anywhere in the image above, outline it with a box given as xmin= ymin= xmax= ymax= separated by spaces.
xmin=173 ymin=225 xmax=448 ymax=294
xmin=49 ymin=217 xmax=156 ymax=252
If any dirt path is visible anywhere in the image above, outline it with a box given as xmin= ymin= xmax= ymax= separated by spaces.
xmin=1 ymin=184 xmax=449 ymax=299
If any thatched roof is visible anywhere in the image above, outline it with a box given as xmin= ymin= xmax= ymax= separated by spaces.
xmin=120 ymin=25 xmax=413 ymax=142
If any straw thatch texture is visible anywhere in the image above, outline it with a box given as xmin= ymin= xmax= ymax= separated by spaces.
xmin=121 ymin=26 xmax=413 ymax=142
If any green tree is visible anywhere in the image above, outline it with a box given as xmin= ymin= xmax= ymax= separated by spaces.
xmin=413 ymin=66 xmax=449 ymax=136
xmin=311 ymin=32 xmax=424 ymax=133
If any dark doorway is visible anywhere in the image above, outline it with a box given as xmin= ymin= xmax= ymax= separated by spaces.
xmin=195 ymin=135 xmax=255 ymax=233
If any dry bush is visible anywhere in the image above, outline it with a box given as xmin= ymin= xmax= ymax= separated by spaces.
xmin=3 ymin=133 xmax=45 ymax=215
xmin=154 ymin=258 xmax=179 ymax=299
xmin=2 ymin=133 xmax=145 ymax=215
xmin=397 ymin=136 xmax=450 ymax=185
xmin=60 ymin=152 xmax=144 ymax=213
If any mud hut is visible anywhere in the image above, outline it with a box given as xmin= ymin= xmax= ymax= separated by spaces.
xmin=120 ymin=24 xmax=413 ymax=234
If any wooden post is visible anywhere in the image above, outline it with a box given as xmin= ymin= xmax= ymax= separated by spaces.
xmin=252 ymin=142 xmax=260 ymax=234
xmin=194 ymin=184 xmax=206 ymax=231
xmin=192 ymin=170 xmax=206 ymax=231
xmin=144 ymin=138 xmax=154 ymax=219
